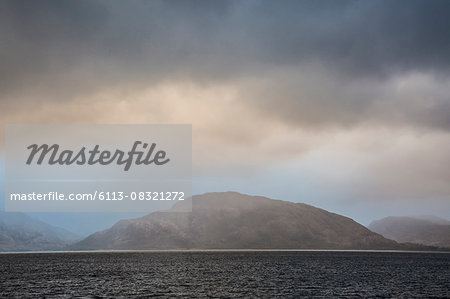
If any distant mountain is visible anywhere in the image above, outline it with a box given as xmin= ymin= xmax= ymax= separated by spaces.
xmin=28 ymin=212 xmax=147 ymax=237
xmin=369 ymin=216 xmax=450 ymax=248
xmin=74 ymin=192 xmax=406 ymax=250
xmin=413 ymin=215 xmax=450 ymax=225
xmin=0 ymin=211 xmax=80 ymax=251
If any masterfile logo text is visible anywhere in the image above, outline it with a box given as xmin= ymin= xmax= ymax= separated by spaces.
xmin=26 ymin=141 xmax=170 ymax=171
xmin=4 ymin=124 xmax=192 ymax=213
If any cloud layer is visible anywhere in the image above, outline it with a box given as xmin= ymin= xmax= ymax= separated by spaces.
xmin=1 ymin=0 xmax=450 ymax=221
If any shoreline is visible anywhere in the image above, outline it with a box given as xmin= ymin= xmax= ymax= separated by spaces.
xmin=1 ymin=249 xmax=449 ymax=254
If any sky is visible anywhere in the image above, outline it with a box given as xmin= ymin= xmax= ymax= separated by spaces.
xmin=1 ymin=0 xmax=449 ymax=231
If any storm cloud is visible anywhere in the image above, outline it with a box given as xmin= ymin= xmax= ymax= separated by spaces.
xmin=1 ymin=0 xmax=450 ymax=222
xmin=2 ymin=1 xmax=450 ymax=92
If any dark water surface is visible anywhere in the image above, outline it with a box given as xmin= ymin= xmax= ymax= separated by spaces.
xmin=0 ymin=251 xmax=448 ymax=298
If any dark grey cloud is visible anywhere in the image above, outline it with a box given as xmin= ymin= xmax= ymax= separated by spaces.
xmin=2 ymin=0 xmax=450 ymax=92
xmin=1 ymin=0 xmax=450 ymax=132
xmin=240 ymin=68 xmax=450 ymax=131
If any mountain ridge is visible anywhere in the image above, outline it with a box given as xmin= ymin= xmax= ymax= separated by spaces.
xmin=0 ymin=211 xmax=81 ymax=251
xmin=369 ymin=216 xmax=450 ymax=248
xmin=73 ymin=192 xmax=414 ymax=250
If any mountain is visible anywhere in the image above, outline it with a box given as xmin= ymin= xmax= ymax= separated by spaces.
xmin=73 ymin=192 xmax=405 ymax=250
xmin=413 ymin=215 xmax=450 ymax=225
xmin=0 ymin=211 xmax=81 ymax=251
xmin=28 ymin=212 xmax=147 ymax=236
xmin=369 ymin=216 xmax=450 ymax=248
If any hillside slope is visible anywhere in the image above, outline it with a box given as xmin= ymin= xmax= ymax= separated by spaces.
xmin=0 ymin=211 xmax=80 ymax=251
xmin=369 ymin=216 xmax=450 ymax=248
xmin=74 ymin=192 xmax=401 ymax=250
